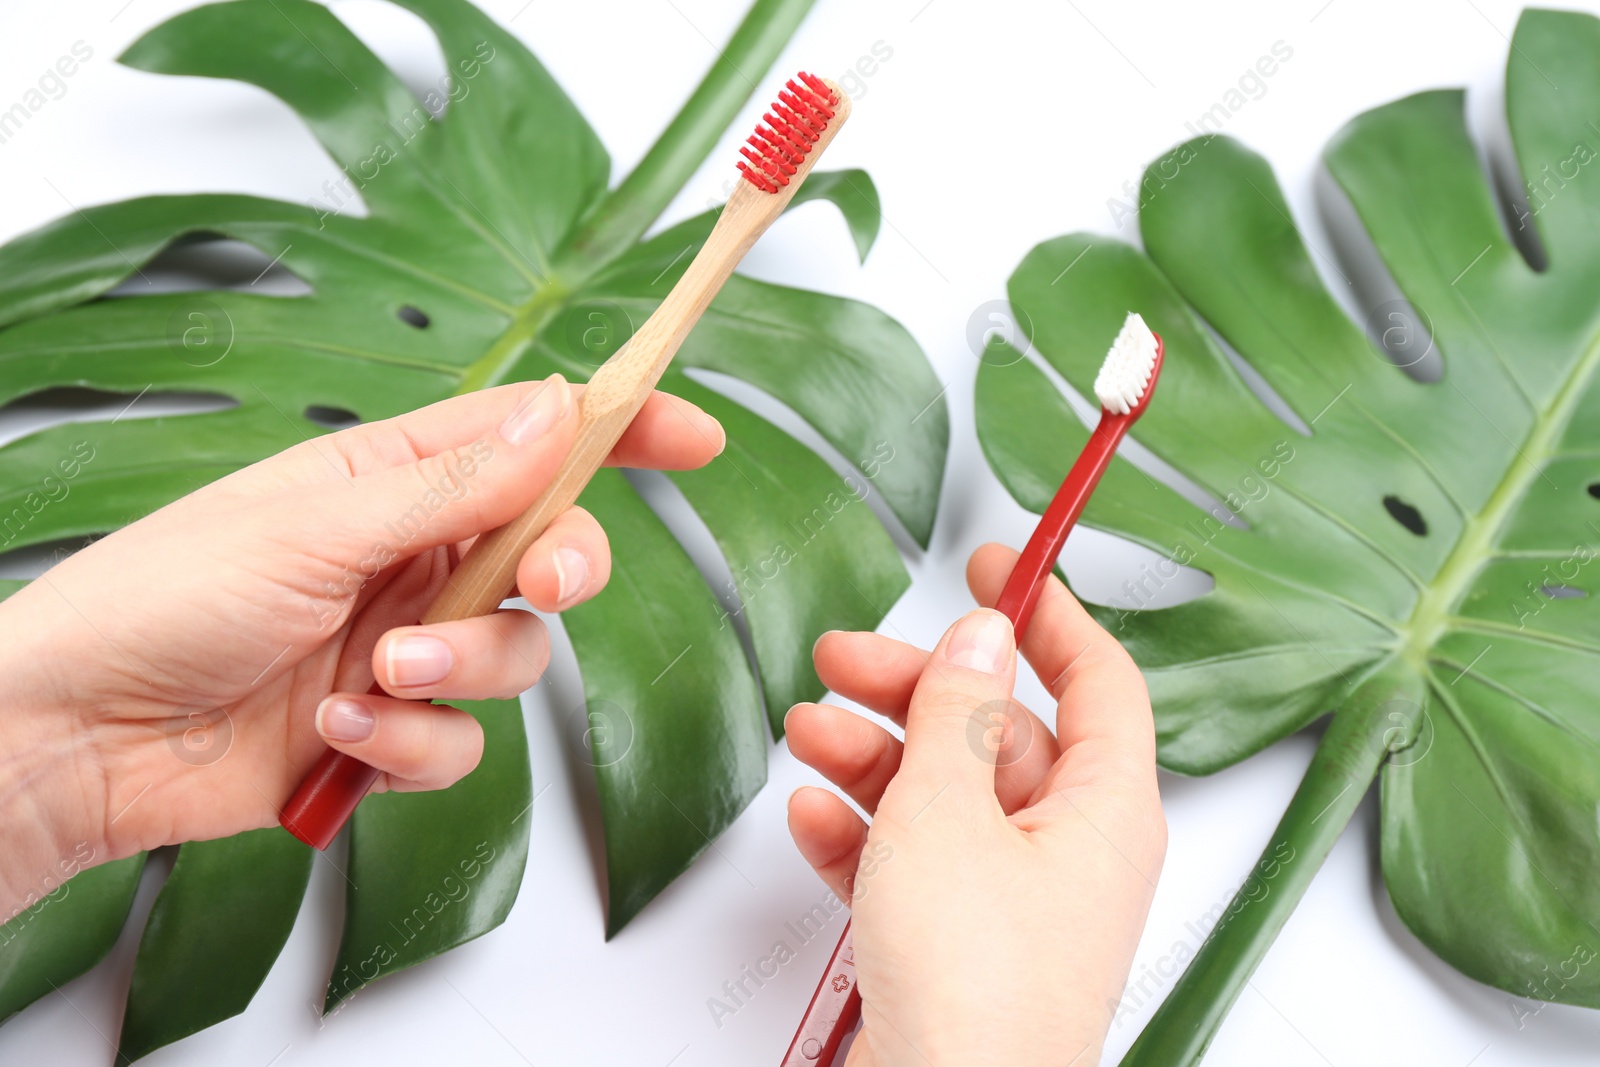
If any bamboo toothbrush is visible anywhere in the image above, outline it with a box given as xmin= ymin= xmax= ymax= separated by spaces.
xmin=281 ymin=73 xmax=851 ymax=850
xmin=781 ymin=312 xmax=1164 ymax=1067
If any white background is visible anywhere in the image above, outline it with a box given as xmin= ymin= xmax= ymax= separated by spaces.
xmin=0 ymin=0 xmax=1596 ymax=1064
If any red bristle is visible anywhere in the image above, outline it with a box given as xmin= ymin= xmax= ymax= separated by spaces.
xmin=786 ymin=79 xmax=819 ymax=106
xmin=737 ymin=72 xmax=839 ymax=193
xmin=762 ymin=112 xmax=801 ymax=145
xmin=749 ymin=133 xmax=801 ymax=172
xmin=787 ymin=79 xmax=835 ymax=120
xmin=764 ymin=111 xmax=810 ymax=150
xmin=758 ymin=155 xmax=786 ymax=183
xmin=737 ymin=161 xmax=779 ymax=193
xmin=753 ymin=128 xmax=804 ymax=165
xmin=738 ymin=145 xmax=785 ymax=184
xmin=778 ymin=91 xmax=823 ymax=130
xmin=798 ymin=71 xmax=836 ymax=108
xmin=772 ymin=102 xmax=819 ymax=142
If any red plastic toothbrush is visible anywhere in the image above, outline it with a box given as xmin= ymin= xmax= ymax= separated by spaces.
xmin=780 ymin=312 xmax=1165 ymax=1067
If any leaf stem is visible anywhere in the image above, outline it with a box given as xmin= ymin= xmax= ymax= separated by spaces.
xmin=1120 ymin=659 xmax=1420 ymax=1066
xmin=455 ymin=280 xmax=570 ymax=393
xmin=553 ymin=0 xmax=817 ymax=276
xmin=1396 ymin=327 xmax=1600 ymax=670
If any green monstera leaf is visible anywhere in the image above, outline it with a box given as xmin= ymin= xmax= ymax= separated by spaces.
xmin=977 ymin=8 xmax=1600 ymax=1062
xmin=0 ymin=854 xmax=145 ymax=1024
xmin=0 ymin=0 xmax=945 ymax=1059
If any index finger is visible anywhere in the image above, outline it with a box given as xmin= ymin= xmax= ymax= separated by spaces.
xmin=967 ymin=542 xmax=1155 ymax=768
xmin=607 ymin=390 xmax=726 ymax=469
xmin=282 ymin=382 xmax=724 ymax=479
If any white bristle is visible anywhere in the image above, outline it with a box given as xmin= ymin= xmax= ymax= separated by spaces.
xmin=1093 ymin=312 xmax=1159 ymax=415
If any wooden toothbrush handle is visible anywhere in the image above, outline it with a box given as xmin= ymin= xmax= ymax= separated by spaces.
xmin=280 ymin=372 xmax=658 ymax=849
xmin=424 ymin=374 xmax=649 ymax=622
xmin=280 ymin=77 xmax=853 ymax=851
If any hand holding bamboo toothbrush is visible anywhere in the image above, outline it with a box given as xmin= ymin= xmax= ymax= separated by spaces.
xmin=781 ymin=313 xmax=1165 ymax=1067
xmin=281 ymin=73 xmax=852 ymax=849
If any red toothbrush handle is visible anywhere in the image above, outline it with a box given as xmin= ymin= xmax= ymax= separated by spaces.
xmin=280 ymin=682 xmax=385 ymax=849
xmin=780 ymin=921 xmax=860 ymax=1067
xmin=993 ymin=412 xmax=1131 ymax=634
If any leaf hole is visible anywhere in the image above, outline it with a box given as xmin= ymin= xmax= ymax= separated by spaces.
xmin=397 ymin=305 xmax=430 ymax=329
xmin=0 ymin=386 xmax=237 ymax=449
xmin=304 ymin=405 xmax=361 ymax=430
xmin=1063 ymin=528 xmax=1217 ymax=614
xmin=1200 ymin=321 xmax=1310 ymax=436
xmin=1382 ymin=494 xmax=1427 ymax=536
xmin=1485 ymin=120 xmax=1551 ymax=273
xmin=106 ymin=235 xmax=312 ymax=298
xmin=0 ymin=533 xmax=107 ymax=582
xmin=1313 ymin=168 xmax=1443 ymax=382
xmin=1539 ymin=584 xmax=1587 ymax=600
xmin=684 ymin=366 xmax=930 ymax=552
xmin=1588 ymin=482 xmax=1600 ymax=500
xmin=328 ymin=2 xmax=453 ymax=119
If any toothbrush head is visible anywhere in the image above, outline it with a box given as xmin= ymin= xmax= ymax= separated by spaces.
xmin=1093 ymin=312 xmax=1164 ymax=418
xmin=737 ymin=73 xmax=844 ymax=194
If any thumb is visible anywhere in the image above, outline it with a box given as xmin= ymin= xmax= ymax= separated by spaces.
xmin=894 ymin=608 xmax=1019 ymax=801
xmin=310 ymin=376 xmax=578 ymax=565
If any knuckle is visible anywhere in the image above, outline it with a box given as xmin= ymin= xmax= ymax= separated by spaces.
xmin=324 ymin=429 xmax=381 ymax=478
xmin=1053 ymin=643 xmax=1145 ymax=701
xmin=1065 ymin=743 xmax=1121 ymax=786
xmin=1076 ymin=639 xmax=1129 ymax=673
xmin=913 ymin=693 xmax=983 ymax=729
xmin=382 ymin=726 xmax=437 ymax=782
xmin=413 ymin=446 xmax=489 ymax=519
xmin=845 ymin=729 xmax=897 ymax=789
xmin=402 ymin=709 xmax=479 ymax=788
xmin=502 ymin=615 xmax=551 ymax=684
xmin=1120 ymin=805 xmax=1168 ymax=876
xmin=1108 ymin=780 xmax=1168 ymax=860
xmin=1066 ymin=738 xmax=1154 ymax=793
xmin=1147 ymin=808 xmax=1170 ymax=865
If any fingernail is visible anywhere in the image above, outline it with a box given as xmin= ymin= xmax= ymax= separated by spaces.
xmin=701 ymin=411 xmax=727 ymax=455
xmin=386 ymin=634 xmax=454 ymax=688
xmin=500 ymin=375 xmax=570 ymax=445
xmin=673 ymin=396 xmax=726 ymax=455
xmin=553 ymin=546 xmax=590 ymax=609
xmin=945 ymin=611 xmax=1013 ymax=674
xmin=317 ymin=697 xmax=376 ymax=743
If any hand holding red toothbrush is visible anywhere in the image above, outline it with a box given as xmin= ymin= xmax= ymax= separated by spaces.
xmin=782 ymin=313 xmax=1168 ymax=1065
xmin=785 ymin=547 xmax=1167 ymax=1066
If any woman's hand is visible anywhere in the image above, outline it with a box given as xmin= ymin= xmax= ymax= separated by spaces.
xmin=785 ymin=542 xmax=1167 ymax=1067
xmin=0 ymin=376 xmax=723 ymax=906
